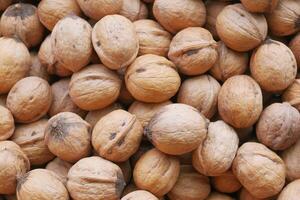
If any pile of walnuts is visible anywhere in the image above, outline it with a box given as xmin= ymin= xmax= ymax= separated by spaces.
xmin=1 ymin=0 xmax=300 ymax=199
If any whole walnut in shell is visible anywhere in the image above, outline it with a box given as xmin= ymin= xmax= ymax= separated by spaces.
xmin=11 ymin=119 xmax=55 ymax=165
xmin=120 ymin=0 xmax=148 ymax=21
xmin=153 ymin=0 xmax=206 ymax=34
xmin=0 ymin=105 xmax=14 ymax=141
xmin=44 ymin=112 xmax=91 ymax=163
xmin=206 ymin=192 xmax=234 ymax=200
xmin=212 ymin=170 xmax=242 ymax=193
xmin=278 ymin=179 xmax=300 ymax=200
xmin=0 ymin=0 xmax=12 ymax=11
xmin=193 ymin=120 xmax=239 ymax=176
xmin=289 ymin=33 xmax=300 ymax=68
xmin=92 ymin=109 xmax=143 ymax=162
xmin=46 ymin=157 xmax=72 ymax=184
xmin=38 ymin=0 xmax=82 ymax=30
xmin=0 ymin=141 xmax=30 ymax=195
xmin=122 ymin=190 xmax=158 ymax=200
xmin=67 ymin=156 xmax=126 ymax=200
xmin=134 ymin=19 xmax=172 ymax=57
xmin=281 ymin=139 xmax=300 ymax=181
xmin=216 ymin=4 xmax=268 ymax=52
xmin=250 ymin=39 xmax=297 ymax=92
xmin=51 ymin=15 xmax=92 ymax=72
xmin=0 ymin=37 xmax=31 ymax=94
xmin=256 ymin=103 xmax=300 ymax=150
xmin=177 ymin=75 xmax=221 ymax=119
xmin=0 ymin=3 xmax=45 ymax=48
xmin=69 ymin=64 xmax=121 ymax=111
xmin=209 ymin=41 xmax=249 ymax=82
xmin=168 ymin=27 xmax=218 ymax=76
xmin=146 ymin=104 xmax=208 ymax=155
xmin=29 ymin=53 xmax=50 ymax=82
xmin=232 ymin=142 xmax=286 ymax=198
xmin=167 ymin=165 xmax=211 ymax=200
xmin=6 ymin=77 xmax=52 ymax=123
xmin=133 ymin=148 xmax=180 ymax=197
xmin=241 ymin=0 xmax=279 ymax=13
xmin=125 ymin=54 xmax=181 ymax=103
xmin=218 ymin=75 xmax=263 ymax=128
xmin=17 ymin=169 xmax=69 ymax=200
xmin=92 ymin=15 xmax=139 ymax=70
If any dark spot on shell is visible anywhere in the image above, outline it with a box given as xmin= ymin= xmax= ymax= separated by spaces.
xmin=31 ymin=131 xmax=37 ymax=136
xmin=117 ymin=138 xmax=125 ymax=146
xmin=121 ymin=122 xmax=126 ymax=126
xmin=185 ymin=49 xmax=199 ymax=56
xmin=136 ymin=68 xmax=146 ymax=73
xmin=83 ymin=24 xmax=87 ymax=29
xmin=115 ymin=172 xmax=126 ymax=198
xmin=49 ymin=118 xmax=69 ymax=139
xmin=144 ymin=127 xmax=152 ymax=142
xmin=109 ymin=133 xmax=117 ymax=140
xmin=295 ymin=17 xmax=300 ymax=28
xmin=54 ymin=38 xmax=57 ymax=45
xmin=240 ymin=13 xmax=245 ymax=17
xmin=5 ymin=3 xmax=35 ymax=20
xmin=72 ymin=44 xmax=76 ymax=49
xmin=96 ymin=41 xmax=101 ymax=47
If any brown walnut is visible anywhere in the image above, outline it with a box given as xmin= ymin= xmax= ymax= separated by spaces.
xmin=281 ymin=139 xmax=300 ymax=181
xmin=0 ymin=105 xmax=14 ymax=141
xmin=120 ymin=0 xmax=148 ymax=22
xmin=241 ymin=0 xmax=279 ymax=13
xmin=206 ymin=192 xmax=234 ymax=200
xmin=212 ymin=170 xmax=242 ymax=193
xmin=289 ymin=33 xmax=300 ymax=68
xmin=0 ymin=0 xmax=12 ymax=11
xmin=278 ymin=179 xmax=300 ymax=200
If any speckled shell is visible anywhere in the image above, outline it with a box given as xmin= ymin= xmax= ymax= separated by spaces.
xmin=17 ymin=169 xmax=69 ymax=200
xmin=29 ymin=53 xmax=50 ymax=82
xmin=69 ymin=64 xmax=121 ymax=111
xmin=212 ymin=170 xmax=242 ymax=193
xmin=0 ymin=141 xmax=30 ymax=195
xmin=0 ymin=105 xmax=14 ymax=141
xmin=120 ymin=0 xmax=148 ymax=21
xmin=216 ymin=4 xmax=268 ymax=52
xmin=46 ymin=157 xmax=72 ymax=184
xmin=134 ymin=19 xmax=172 ymax=57
xmin=168 ymin=27 xmax=218 ymax=76
xmin=218 ymin=75 xmax=263 ymax=128
xmin=206 ymin=192 xmax=234 ymax=200
xmin=51 ymin=15 xmax=92 ymax=72
xmin=232 ymin=142 xmax=286 ymax=198
xmin=250 ymin=40 xmax=297 ymax=92
xmin=289 ymin=33 xmax=300 ymax=68
xmin=38 ymin=0 xmax=82 ymax=30
xmin=241 ymin=0 xmax=279 ymax=13
xmin=153 ymin=0 xmax=206 ymax=34
xmin=125 ymin=54 xmax=181 ymax=103
xmin=133 ymin=148 xmax=180 ymax=197
xmin=92 ymin=15 xmax=139 ymax=70
xmin=177 ymin=75 xmax=221 ymax=119
xmin=6 ymin=77 xmax=52 ymax=123
xmin=0 ymin=37 xmax=31 ymax=94
xmin=278 ymin=179 xmax=300 ymax=200
xmin=92 ymin=109 xmax=143 ymax=162
xmin=0 ymin=3 xmax=45 ymax=48
xmin=122 ymin=190 xmax=158 ymax=200
xmin=281 ymin=139 xmax=300 ymax=181
xmin=44 ymin=112 xmax=91 ymax=163
xmin=67 ymin=156 xmax=126 ymax=200
xmin=0 ymin=0 xmax=12 ymax=11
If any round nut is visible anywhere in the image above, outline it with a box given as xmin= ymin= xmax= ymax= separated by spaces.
xmin=278 ymin=179 xmax=300 ymax=200
xmin=46 ymin=157 xmax=72 ymax=184
xmin=29 ymin=53 xmax=50 ymax=82
xmin=0 ymin=0 xmax=12 ymax=11
xmin=289 ymin=33 xmax=300 ymax=68
xmin=0 ymin=105 xmax=14 ymax=141
xmin=281 ymin=139 xmax=300 ymax=181
xmin=120 ymin=0 xmax=148 ymax=22
xmin=212 ymin=170 xmax=242 ymax=193
xmin=122 ymin=190 xmax=158 ymax=200
xmin=241 ymin=0 xmax=279 ymax=13
xmin=206 ymin=192 xmax=234 ymax=200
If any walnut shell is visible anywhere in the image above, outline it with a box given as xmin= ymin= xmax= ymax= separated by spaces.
xmin=289 ymin=33 xmax=300 ymax=68
xmin=122 ymin=190 xmax=158 ymax=200
xmin=209 ymin=41 xmax=249 ymax=82
xmin=29 ymin=53 xmax=50 ymax=82
xmin=281 ymin=139 xmax=300 ymax=181
xmin=239 ymin=188 xmax=274 ymax=200
xmin=0 ymin=3 xmax=45 ymax=48
xmin=212 ymin=170 xmax=242 ymax=193
xmin=76 ymin=0 xmax=123 ymax=20
xmin=250 ymin=39 xmax=297 ymax=92
xmin=206 ymin=192 xmax=234 ymax=200
xmin=192 ymin=120 xmax=239 ymax=176
xmin=125 ymin=54 xmax=181 ymax=103
xmin=232 ymin=142 xmax=286 ymax=198
xmin=44 ymin=112 xmax=91 ymax=163
xmin=120 ymin=0 xmax=148 ymax=21
xmin=134 ymin=19 xmax=172 ymax=57
xmin=241 ymin=0 xmax=279 ymax=13
xmin=46 ymin=157 xmax=72 ymax=184
xmin=51 ymin=15 xmax=92 ymax=72
xmin=0 ymin=37 xmax=30 ymax=94
xmin=256 ymin=103 xmax=300 ymax=150
xmin=117 ymin=160 xmax=132 ymax=184
xmin=153 ymin=0 xmax=206 ymax=34
xmin=0 ymin=0 xmax=12 ymax=11
xmin=167 ymin=165 xmax=211 ymax=200
xmin=69 ymin=64 xmax=121 ymax=111
xmin=0 ymin=141 xmax=30 ymax=195
xmin=0 ymin=105 xmax=14 ymax=141
xmin=6 ymin=76 xmax=52 ymax=123
xmin=67 ymin=156 xmax=126 ymax=200
xmin=37 ymin=0 xmax=82 ymax=31
xmin=216 ymin=4 xmax=268 ymax=52
xmin=278 ymin=179 xmax=300 ymax=200
xmin=92 ymin=15 xmax=139 ymax=70
xmin=168 ymin=27 xmax=218 ymax=76
xmin=92 ymin=109 xmax=143 ymax=162
xmin=133 ymin=148 xmax=180 ymax=197
xmin=17 ymin=169 xmax=69 ymax=200
xmin=218 ymin=75 xmax=263 ymax=128
xmin=177 ymin=75 xmax=221 ymax=119
xmin=266 ymin=0 xmax=300 ymax=36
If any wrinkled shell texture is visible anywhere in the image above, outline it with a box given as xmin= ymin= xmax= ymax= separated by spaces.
xmin=120 ymin=0 xmax=148 ymax=22
xmin=153 ymin=0 xmax=206 ymax=34
xmin=232 ymin=142 xmax=286 ymax=198
xmin=146 ymin=104 xmax=208 ymax=155
xmin=6 ymin=77 xmax=52 ymax=123
xmin=0 ymin=37 xmax=30 ymax=94
xmin=168 ymin=27 xmax=218 ymax=76
xmin=92 ymin=109 xmax=143 ymax=162
xmin=133 ymin=149 xmax=180 ymax=197
xmin=0 ymin=105 xmax=14 ymax=141
xmin=206 ymin=192 xmax=234 ymax=200
xmin=216 ymin=4 xmax=268 ymax=52
xmin=46 ymin=157 xmax=72 ymax=184
xmin=125 ymin=54 xmax=181 ymax=103
xmin=212 ymin=170 xmax=242 ymax=193
xmin=241 ymin=0 xmax=279 ymax=13
xmin=250 ymin=40 xmax=297 ymax=92
xmin=0 ymin=141 xmax=30 ymax=195
xmin=289 ymin=33 xmax=300 ymax=68
xmin=29 ymin=53 xmax=50 ymax=82
xmin=278 ymin=179 xmax=300 ymax=200
xmin=177 ymin=75 xmax=221 ymax=119
xmin=69 ymin=64 xmax=121 ymax=111
xmin=67 ymin=156 xmax=125 ymax=200
xmin=218 ymin=75 xmax=263 ymax=128
xmin=281 ymin=139 xmax=300 ymax=181
xmin=44 ymin=112 xmax=91 ymax=163
xmin=92 ymin=15 xmax=139 ymax=70
xmin=122 ymin=190 xmax=158 ymax=200
xmin=11 ymin=119 xmax=55 ymax=165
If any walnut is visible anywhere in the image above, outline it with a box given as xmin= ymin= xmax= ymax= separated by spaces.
xmin=120 ymin=0 xmax=148 ymax=21
xmin=289 ymin=33 xmax=300 ymax=68
xmin=278 ymin=179 xmax=300 ymax=200
xmin=0 ymin=105 xmax=14 ymax=141
xmin=241 ymin=0 xmax=279 ymax=13
xmin=29 ymin=53 xmax=50 ymax=82
xmin=281 ymin=139 xmax=300 ymax=181
xmin=239 ymin=187 xmax=275 ymax=200
xmin=284 ymin=79 xmax=300 ymax=110
xmin=0 ymin=0 xmax=12 ymax=11
xmin=212 ymin=170 xmax=242 ymax=193
xmin=46 ymin=157 xmax=72 ymax=184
